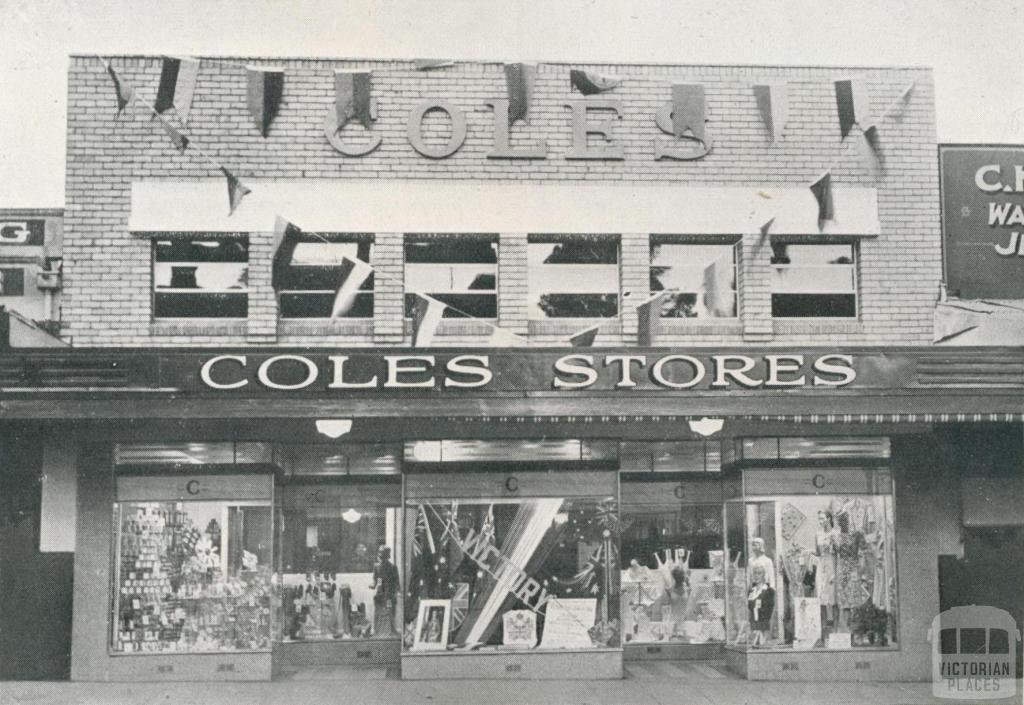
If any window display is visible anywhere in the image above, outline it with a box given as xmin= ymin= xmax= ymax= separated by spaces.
xmin=725 ymin=492 xmax=897 ymax=650
xmin=619 ymin=504 xmax=725 ymax=644
xmin=111 ymin=501 xmax=272 ymax=654
xmin=275 ymin=501 xmax=400 ymax=641
xmin=403 ymin=498 xmax=622 ymax=652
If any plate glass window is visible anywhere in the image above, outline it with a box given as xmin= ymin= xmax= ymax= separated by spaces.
xmin=650 ymin=241 xmax=738 ymax=318
xmin=527 ymin=235 xmax=619 ymax=319
xmin=404 ymin=235 xmax=497 ymax=318
xmin=153 ymin=237 xmax=248 ymax=319
xmin=770 ymin=243 xmax=857 ymax=318
xmin=278 ymin=235 xmax=374 ymax=318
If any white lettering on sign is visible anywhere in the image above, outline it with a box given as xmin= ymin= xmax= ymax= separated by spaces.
xmin=975 ymin=164 xmax=1024 ymax=193
xmin=197 ymin=353 xmax=858 ymax=391
xmin=0 ymin=222 xmax=30 ymax=244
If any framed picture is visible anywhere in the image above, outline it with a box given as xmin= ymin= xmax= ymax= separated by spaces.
xmin=413 ymin=599 xmax=451 ymax=651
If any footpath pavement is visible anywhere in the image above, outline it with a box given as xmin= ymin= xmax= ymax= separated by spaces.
xmin=2 ymin=662 xmax=1021 ymax=705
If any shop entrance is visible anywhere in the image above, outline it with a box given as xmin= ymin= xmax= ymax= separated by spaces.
xmin=272 ymin=479 xmax=402 ymax=677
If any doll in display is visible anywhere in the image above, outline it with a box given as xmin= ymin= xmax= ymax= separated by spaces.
xmin=748 ymin=537 xmax=775 ymax=588
xmin=747 ymin=564 xmax=775 ymax=648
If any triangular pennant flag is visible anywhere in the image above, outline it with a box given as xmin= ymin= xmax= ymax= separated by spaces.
xmin=411 ymin=293 xmax=446 ymax=347
xmin=857 ymin=124 xmax=883 ymax=176
xmin=896 ymin=81 xmax=915 ymax=110
xmin=221 ymin=167 xmax=251 ymax=216
xmin=334 ymin=70 xmax=374 ymax=132
xmin=160 ymin=120 xmax=189 ymax=153
xmin=752 ymin=83 xmax=788 ymax=142
xmin=569 ymin=69 xmax=621 ymax=95
xmin=671 ymin=84 xmax=707 ymax=144
xmin=504 ymin=62 xmax=537 ymax=125
xmin=934 ymin=303 xmax=982 ymax=343
xmin=246 ymin=66 xmax=285 ymax=137
xmin=486 ymin=326 xmax=529 ymax=347
xmin=834 ymin=77 xmax=872 ymax=139
xmin=106 ymin=63 xmax=135 ymax=114
xmin=330 ymin=255 xmax=374 ymax=319
xmin=414 ymin=59 xmax=454 ymax=70
xmin=702 ymin=254 xmax=735 ymax=318
xmin=270 ymin=216 xmax=301 ymax=289
xmin=759 ymin=217 xmax=776 ymax=241
xmin=568 ymin=323 xmax=602 ymax=348
xmin=809 ymin=171 xmax=834 ymax=230
xmin=636 ymin=291 xmax=669 ymax=347
xmin=154 ymin=56 xmax=200 ymax=123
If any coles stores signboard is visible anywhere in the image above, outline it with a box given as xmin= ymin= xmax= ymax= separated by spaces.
xmin=940 ymin=145 xmax=1024 ymax=299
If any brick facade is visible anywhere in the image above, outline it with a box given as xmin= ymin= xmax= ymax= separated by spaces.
xmin=63 ymin=56 xmax=938 ymax=347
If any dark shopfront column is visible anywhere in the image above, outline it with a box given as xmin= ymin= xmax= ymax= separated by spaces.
xmin=0 ymin=425 xmax=73 ymax=680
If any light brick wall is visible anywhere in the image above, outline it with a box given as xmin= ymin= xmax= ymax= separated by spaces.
xmin=63 ymin=56 xmax=939 ymax=347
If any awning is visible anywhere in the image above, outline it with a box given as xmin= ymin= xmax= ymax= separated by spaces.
xmin=128 ymin=179 xmax=881 ymax=236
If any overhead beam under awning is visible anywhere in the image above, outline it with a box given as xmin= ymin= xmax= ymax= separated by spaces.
xmin=128 ymin=179 xmax=881 ymax=236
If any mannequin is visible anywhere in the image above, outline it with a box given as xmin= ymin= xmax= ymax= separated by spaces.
xmin=747 ymin=565 xmax=775 ymax=647
xmin=371 ymin=546 xmax=399 ymax=637
xmin=814 ymin=510 xmax=839 ymax=631
xmin=749 ymin=537 xmax=775 ymax=588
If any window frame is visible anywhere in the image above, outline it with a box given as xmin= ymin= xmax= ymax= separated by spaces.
xmin=527 ymin=233 xmax=621 ymax=320
xmin=769 ymin=240 xmax=859 ymax=319
xmin=277 ymin=233 xmax=375 ymax=320
xmin=403 ymin=233 xmax=499 ymax=320
xmin=150 ymin=234 xmax=250 ymax=321
xmin=649 ymin=236 xmax=740 ymax=320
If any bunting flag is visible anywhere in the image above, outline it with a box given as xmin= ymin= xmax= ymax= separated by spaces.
xmin=222 ymin=167 xmax=251 ymax=216
xmin=809 ymin=171 xmax=834 ymax=230
xmin=106 ymin=63 xmax=135 ymax=114
xmin=486 ymin=326 xmax=529 ymax=347
xmin=414 ymin=59 xmax=454 ymax=70
xmin=636 ymin=291 xmax=669 ymax=347
xmin=413 ymin=504 xmax=436 ymax=557
xmin=934 ymin=303 xmax=982 ymax=343
xmin=410 ymin=293 xmax=446 ymax=347
xmin=330 ymin=255 xmax=374 ymax=319
xmin=897 ymin=81 xmax=916 ymax=108
xmin=834 ymin=77 xmax=872 ymax=139
xmin=504 ymin=62 xmax=537 ymax=125
xmin=246 ymin=66 xmax=285 ymax=137
xmin=334 ymin=70 xmax=374 ymax=132
xmin=857 ymin=124 xmax=883 ymax=176
xmin=160 ymin=121 xmax=190 ymax=153
xmin=702 ymin=253 xmax=735 ymax=318
xmin=154 ymin=56 xmax=200 ymax=123
xmin=752 ymin=83 xmax=788 ymax=142
xmin=671 ymin=84 xmax=707 ymax=144
xmin=569 ymin=69 xmax=621 ymax=95
xmin=568 ymin=323 xmax=602 ymax=348
xmin=759 ymin=217 xmax=776 ymax=242
xmin=270 ymin=216 xmax=301 ymax=288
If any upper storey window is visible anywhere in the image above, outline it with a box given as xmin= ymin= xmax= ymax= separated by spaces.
xmin=278 ymin=234 xmax=374 ymax=319
xmin=527 ymin=234 xmax=619 ymax=319
xmin=770 ymin=243 xmax=857 ymax=318
xmin=153 ymin=237 xmax=248 ymax=319
xmin=650 ymin=239 xmax=738 ymax=318
xmin=404 ymin=234 xmax=498 ymax=318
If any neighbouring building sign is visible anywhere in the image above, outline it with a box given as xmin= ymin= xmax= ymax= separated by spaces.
xmin=940 ymin=145 xmax=1024 ymax=299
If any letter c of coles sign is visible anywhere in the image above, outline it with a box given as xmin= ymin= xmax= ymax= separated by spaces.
xmin=186 ymin=480 xmax=201 ymax=496
xmin=504 ymin=476 xmax=520 ymax=493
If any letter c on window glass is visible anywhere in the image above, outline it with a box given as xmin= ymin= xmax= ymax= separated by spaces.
xmin=186 ymin=480 xmax=201 ymax=496
xmin=505 ymin=476 xmax=520 ymax=492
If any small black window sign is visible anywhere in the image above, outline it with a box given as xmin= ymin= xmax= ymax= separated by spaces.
xmin=0 ymin=268 xmax=25 ymax=296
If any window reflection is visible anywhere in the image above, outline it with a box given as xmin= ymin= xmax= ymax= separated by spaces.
xmin=528 ymin=236 xmax=619 ymax=319
xmin=650 ymin=242 xmax=737 ymax=318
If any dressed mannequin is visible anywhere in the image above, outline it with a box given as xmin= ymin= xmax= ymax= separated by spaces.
xmin=655 ymin=565 xmax=690 ymax=636
xmin=814 ymin=510 xmax=839 ymax=631
xmin=749 ymin=537 xmax=775 ymax=588
xmin=371 ymin=546 xmax=399 ymax=637
xmin=747 ymin=565 xmax=775 ymax=647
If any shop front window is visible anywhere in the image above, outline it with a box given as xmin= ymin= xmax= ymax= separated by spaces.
xmin=724 ymin=486 xmax=898 ymax=651
xmin=278 ymin=235 xmax=374 ymax=319
xmin=111 ymin=501 xmax=272 ymax=654
xmin=770 ymin=242 xmax=857 ymax=318
xmin=403 ymin=498 xmax=622 ymax=652
xmin=620 ymin=504 xmax=725 ymax=645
